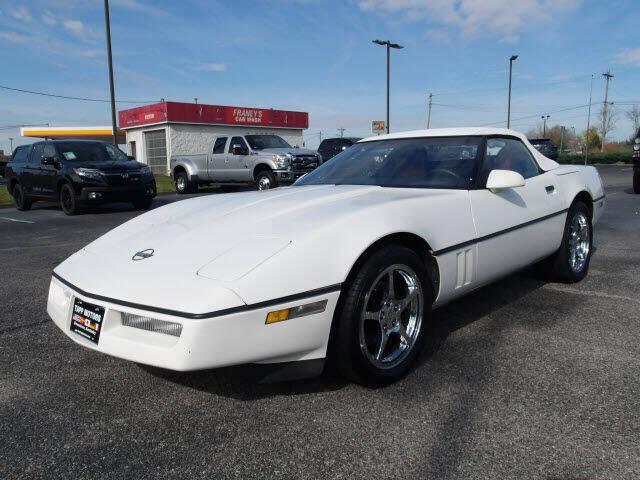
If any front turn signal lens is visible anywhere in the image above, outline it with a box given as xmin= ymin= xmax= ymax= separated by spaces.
xmin=265 ymin=300 xmax=328 ymax=325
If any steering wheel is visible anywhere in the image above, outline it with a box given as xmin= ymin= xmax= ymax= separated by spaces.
xmin=430 ymin=168 xmax=461 ymax=182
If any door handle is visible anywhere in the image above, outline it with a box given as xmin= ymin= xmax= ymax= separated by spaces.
xmin=545 ymin=185 xmax=555 ymax=193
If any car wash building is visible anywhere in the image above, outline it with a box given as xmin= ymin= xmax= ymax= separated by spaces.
xmin=118 ymin=101 xmax=309 ymax=174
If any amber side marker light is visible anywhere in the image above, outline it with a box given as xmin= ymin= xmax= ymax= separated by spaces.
xmin=265 ymin=300 xmax=328 ymax=324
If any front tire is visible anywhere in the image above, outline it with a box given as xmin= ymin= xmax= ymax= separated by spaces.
xmin=12 ymin=183 xmax=32 ymax=211
xmin=175 ymin=172 xmax=196 ymax=194
xmin=543 ymin=201 xmax=593 ymax=283
xmin=332 ymin=245 xmax=432 ymax=387
xmin=634 ymin=171 xmax=640 ymax=194
xmin=255 ymin=170 xmax=277 ymax=190
xmin=59 ymin=183 xmax=80 ymax=216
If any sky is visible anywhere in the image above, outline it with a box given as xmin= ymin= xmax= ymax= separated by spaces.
xmin=1 ymin=0 xmax=639 ymax=151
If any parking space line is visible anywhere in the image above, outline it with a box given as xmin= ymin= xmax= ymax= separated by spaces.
xmin=0 ymin=217 xmax=35 ymax=224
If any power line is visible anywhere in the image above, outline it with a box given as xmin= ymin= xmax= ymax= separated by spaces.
xmin=0 ymin=84 xmax=153 ymax=104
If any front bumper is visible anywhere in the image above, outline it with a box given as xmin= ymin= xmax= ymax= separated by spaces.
xmin=274 ymin=169 xmax=314 ymax=184
xmin=78 ymin=182 xmax=157 ymax=203
xmin=47 ymin=276 xmax=338 ymax=371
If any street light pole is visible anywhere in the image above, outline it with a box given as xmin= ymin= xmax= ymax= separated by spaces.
xmin=541 ymin=115 xmax=550 ymax=136
xmin=507 ymin=55 xmax=518 ymax=129
xmin=103 ymin=0 xmax=118 ymax=146
xmin=8 ymin=137 xmax=14 ymax=152
xmin=585 ymin=74 xmax=594 ymax=164
xmin=373 ymin=39 xmax=404 ymax=134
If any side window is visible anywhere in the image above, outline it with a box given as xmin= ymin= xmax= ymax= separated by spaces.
xmin=12 ymin=146 xmax=30 ymax=163
xmin=212 ymin=137 xmax=227 ymax=154
xmin=483 ymin=137 xmax=539 ymax=180
xmin=29 ymin=143 xmax=44 ymax=165
xmin=43 ymin=143 xmax=57 ymax=159
xmin=228 ymin=136 xmax=248 ymax=153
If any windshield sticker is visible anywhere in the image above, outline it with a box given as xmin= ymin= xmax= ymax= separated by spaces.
xmin=63 ymin=152 xmax=77 ymax=160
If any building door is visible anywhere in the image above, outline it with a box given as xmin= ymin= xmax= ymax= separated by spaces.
xmin=144 ymin=130 xmax=167 ymax=174
xmin=128 ymin=141 xmax=137 ymax=159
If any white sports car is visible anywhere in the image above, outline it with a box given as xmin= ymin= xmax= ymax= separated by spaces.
xmin=47 ymin=128 xmax=605 ymax=386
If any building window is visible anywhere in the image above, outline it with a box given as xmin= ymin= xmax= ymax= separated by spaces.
xmin=129 ymin=140 xmax=137 ymax=159
xmin=144 ymin=130 xmax=167 ymax=174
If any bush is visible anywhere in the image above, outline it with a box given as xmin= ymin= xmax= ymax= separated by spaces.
xmin=558 ymin=152 xmax=633 ymax=165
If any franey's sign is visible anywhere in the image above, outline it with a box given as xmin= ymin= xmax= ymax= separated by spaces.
xmin=371 ymin=120 xmax=386 ymax=134
xmin=119 ymin=102 xmax=308 ymax=129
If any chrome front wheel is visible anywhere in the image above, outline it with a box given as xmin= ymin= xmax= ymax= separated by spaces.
xmin=568 ymin=211 xmax=590 ymax=273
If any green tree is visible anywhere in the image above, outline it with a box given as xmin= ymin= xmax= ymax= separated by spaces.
xmin=583 ymin=127 xmax=601 ymax=152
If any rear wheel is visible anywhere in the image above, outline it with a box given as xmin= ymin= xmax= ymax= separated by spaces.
xmin=59 ymin=183 xmax=80 ymax=216
xmin=255 ymin=170 xmax=277 ymax=190
xmin=634 ymin=171 xmax=640 ymax=194
xmin=12 ymin=183 xmax=32 ymax=211
xmin=332 ymin=245 xmax=431 ymax=387
xmin=541 ymin=201 xmax=592 ymax=283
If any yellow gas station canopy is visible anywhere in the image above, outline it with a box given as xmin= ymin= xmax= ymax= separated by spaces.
xmin=21 ymin=126 xmax=126 ymax=143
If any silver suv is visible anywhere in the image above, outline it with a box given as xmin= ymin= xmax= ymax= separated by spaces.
xmin=170 ymin=134 xmax=321 ymax=193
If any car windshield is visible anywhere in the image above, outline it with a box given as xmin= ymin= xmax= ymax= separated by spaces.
xmin=295 ymin=136 xmax=483 ymax=189
xmin=245 ymin=135 xmax=291 ymax=150
xmin=55 ymin=142 xmax=129 ymax=163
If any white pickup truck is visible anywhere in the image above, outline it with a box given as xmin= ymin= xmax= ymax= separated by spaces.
xmin=170 ymin=134 xmax=322 ymax=192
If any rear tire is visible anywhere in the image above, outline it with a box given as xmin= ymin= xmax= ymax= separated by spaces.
xmin=59 ymin=183 xmax=80 ymax=216
xmin=634 ymin=171 xmax=640 ymax=194
xmin=332 ymin=245 xmax=432 ymax=387
xmin=255 ymin=170 xmax=277 ymax=190
xmin=541 ymin=201 xmax=592 ymax=283
xmin=12 ymin=183 xmax=32 ymax=211
xmin=175 ymin=171 xmax=196 ymax=194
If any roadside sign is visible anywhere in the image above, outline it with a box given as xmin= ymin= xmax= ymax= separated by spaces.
xmin=371 ymin=120 xmax=386 ymax=135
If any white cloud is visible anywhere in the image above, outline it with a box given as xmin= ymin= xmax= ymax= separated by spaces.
xmin=42 ymin=11 xmax=57 ymax=26
xmin=358 ymin=0 xmax=582 ymax=41
xmin=10 ymin=6 xmax=32 ymax=22
xmin=193 ymin=63 xmax=227 ymax=72
xmin=62 ymin=19 xmax=86 ymax=37
xmin=111 ymin=0 xmax=166 ymax=16
xmin=0 ymin=31 xmax=31 ymax=43
xmin=615 ymin=48 xmax=640 ymax=66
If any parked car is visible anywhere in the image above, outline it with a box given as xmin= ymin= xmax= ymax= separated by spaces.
xmin=317 ymin=137 xmax=362 ymax=162
xmin=170 ymin=134 xmax=321 ymax=193
xmin=4 ymin=140 xmax=156 ymax=215
xmin=47 ymin=128 xmax=605 ymax=386
xmin=0 ymin=156 xmax=8 ymax=177
xmin=633 ymin=129 xmax=640 ymax=194
xmin=529 ymin=138 xmax=559 ymax=160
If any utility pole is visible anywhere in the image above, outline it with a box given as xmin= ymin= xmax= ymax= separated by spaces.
xmin=337 ymin=127 xmax=346 ymax=138
xmin=103 ymin=0 xmax=118 ymax=145
xmin=542 ymin=115 xmax=550 ymax=136
xmin=585 ymin=74 xmax=594 ymax=164
xmin=507 ymin=55 xmax=518 ymax=129
xmin=426 ymin=92 xmax=433 ymax=129
xmin=8 ymin=137 xmax=13 ymax=152
xmin=372 ymin=39 xmax=404 ymax=134
xmin=319 ymin=131 xmax=322 ymax=144
xmin=601 ymin=71 xmax=614 ymax=152
xmin=559 ymin=126 xmax=565 ymax=156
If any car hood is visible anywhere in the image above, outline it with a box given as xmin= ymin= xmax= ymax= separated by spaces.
xmin=54 ymin=185 xmax=464 ymax=313
xmin=256 ymin=147 xmax=318 ymax=156
xmin=69 ymin=160 xmax=144 ymax=172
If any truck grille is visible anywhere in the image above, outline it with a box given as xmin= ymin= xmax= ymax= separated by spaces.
xmin=104 ymin=172 xmax=142 ymax=186
xmin=291 ymin=155 xmax=319 ymax=171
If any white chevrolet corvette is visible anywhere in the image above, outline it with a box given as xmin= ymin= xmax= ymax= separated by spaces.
xmin=48 ymin=128 xmax=605 ymax=386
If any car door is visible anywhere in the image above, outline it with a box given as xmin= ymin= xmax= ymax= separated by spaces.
xmin=226 ymin=136 xmax=251 ymax=181
xmin=24 ymin=142 xmax=45 ymax=197
xmin=469 ymin=136 xmax=565 ymax=285
xmin=39 ymin=142 xmax=60 ymax=198
xmin=208 ymin=136 xmax=228 ymax=181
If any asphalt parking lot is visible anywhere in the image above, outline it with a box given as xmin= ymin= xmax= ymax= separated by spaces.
xmin=1 ymin=165 xmax=638 ymax=479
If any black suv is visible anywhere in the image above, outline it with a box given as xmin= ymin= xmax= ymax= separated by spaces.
xmin=633 ymin=128 xmax=640 ymax=194
xmin=528 ymin=138 xmax=559 ymax=160
xmin=4 ymin=140 xmax=157 ymax=215
xmin=318 ymin=137 xmax=362 ymax=162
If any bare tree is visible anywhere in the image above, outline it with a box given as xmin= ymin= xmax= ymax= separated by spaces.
xmin=625 ymin=105 xmax=640 ymax=137
xmin=598 ymin=103 xmax=617 ymax=151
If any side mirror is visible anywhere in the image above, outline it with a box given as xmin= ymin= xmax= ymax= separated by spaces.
xmin=41 ymin=156 xmax=56 ymax=167
xmin=486 ymin=169 xmax=525 ymax=193
xmin=232 ymin=144 xmax=247 ymax=155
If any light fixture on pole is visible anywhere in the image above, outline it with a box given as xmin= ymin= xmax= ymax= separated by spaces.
xmin=9 ymin=137 xmax=14 ymax=152
xmin=507 ymin=55 xmax=518 ymax=129
xmin=541 ymin=114 xmax=550 ymax=136
xmin=372 ymin=39 xmax=404 ymax=134
xmin=103 ymin=0 xmax=118 ymax=145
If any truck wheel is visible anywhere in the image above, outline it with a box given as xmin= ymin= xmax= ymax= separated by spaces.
xmin=332 ymin=245 xmax=432 ymax=387
xmin=634 ymin=171 xmax=640 ymax=194
xmin=256 ymin=170 xmax=277 ymax=190
xmin=12 ymin=183 xmax=32 ymax=211
xmin=60 ymin=183 xmax=80 ymax=216
xmin=175 ymin=172 xmax=196 ymax=194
